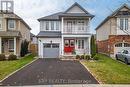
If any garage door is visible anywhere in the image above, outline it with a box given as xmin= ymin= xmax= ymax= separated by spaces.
xmin=43 ymin=43 xmax=59 ymax=58
xmin=114 ymin=43 xmax=130 ymax=56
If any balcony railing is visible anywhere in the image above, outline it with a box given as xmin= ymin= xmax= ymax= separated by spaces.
xmin=63 ymin=26 xmax=89 ymax=34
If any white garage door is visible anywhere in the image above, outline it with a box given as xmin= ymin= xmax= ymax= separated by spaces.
xmin=114 ymin=43 xmax=130 ymax=56
xmin=43 ymin=43 xmax=59 ymax=58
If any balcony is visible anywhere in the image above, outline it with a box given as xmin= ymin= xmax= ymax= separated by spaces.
xmin=63 ymin=25 xmax=89 ymax=34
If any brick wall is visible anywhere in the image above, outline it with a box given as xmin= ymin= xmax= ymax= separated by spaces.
xmin=97 ymin=35 xmax=130 ymax=55
xmin=97 ymin=40 xmax=109 ymax=54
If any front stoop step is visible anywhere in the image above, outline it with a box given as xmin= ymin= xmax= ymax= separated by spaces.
xmin=60 ymin=55 xmax=77 ymax=60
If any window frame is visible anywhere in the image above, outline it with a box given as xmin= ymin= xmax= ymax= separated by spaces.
xmin=0 ymin=18 xmax=2 ymax=30
xmin=70 ymin=40 xmax=75 ymax=47
xmin=45 ymin=21 xmax=49 ymax=30
xmin=8 ymin=39 xmax=14 ymax=52
xmin=125 ymin=18 xmax=128 ymax=30
xmin=64 ymin=40 xmax=69 ymax=47
xmin=119 ymin=18 xmax=129 ymax=30
xmin=78 ymin=20 xmax=85 ymax=31
xmin=56 ymin=21 xmax=59 ymax=30
xmin=78 ymin=39 xmax=84 ymax=49
xmin=8 ymin=19 xmax=16 ymax=30
xmin=51 ymin=21 xmax=54 ymax=30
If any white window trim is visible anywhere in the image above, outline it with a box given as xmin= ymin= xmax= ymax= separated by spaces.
xmin=8 ymin=20 xmax=16 ymax=30
xmin=119 ymin=18 xmax=129 ymax=30
xmin=77 ymin=20 xmax=85 ymax=31
xmin=78 ymin=39 xmax=84 ymax=49
xmin=8 ymin=39 xmax=14 ymax=52
xmin=44 ymin=21 xmax=60 ymax=31
xmin=0 ymin=17 xmax=3 ymax=30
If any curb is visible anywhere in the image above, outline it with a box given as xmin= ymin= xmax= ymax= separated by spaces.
xmin=0 ymin=57 xmax=39 ymax=83
xmin=80 ymin=61 xmax=102 ymax=84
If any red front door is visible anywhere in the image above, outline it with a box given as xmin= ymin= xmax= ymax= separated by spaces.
xmin=64 ymin=39 xmax=75 ymax=53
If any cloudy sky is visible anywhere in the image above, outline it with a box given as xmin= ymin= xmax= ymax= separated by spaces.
xmin=13 ymin=0 xmax=129 ymax=35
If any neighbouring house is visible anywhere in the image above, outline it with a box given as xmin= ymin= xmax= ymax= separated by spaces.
xmin=29 ymin=33 xmax=38 ymax=54
xmin=30 ymin=33 xmax=37 ymax=44
xmin=37 ymin=2 xmax=94 ymax=58
xmin=0 ymin=1 xmax=31 ymax=57
xmin=96 ymin=4 xmax=130 ymax=57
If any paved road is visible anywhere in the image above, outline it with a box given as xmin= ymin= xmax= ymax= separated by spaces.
xmin=1 ymin=59 xmax=98 ymax=86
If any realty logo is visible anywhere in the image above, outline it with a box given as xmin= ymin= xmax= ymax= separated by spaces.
xmin=0 ymin=0 xmax=14 ymax=12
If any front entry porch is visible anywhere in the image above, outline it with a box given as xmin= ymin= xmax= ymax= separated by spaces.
xmin=0 ymin=37 xmax=17 ymax=56
xmin=62 ymin=37 xmax=91 ymax=56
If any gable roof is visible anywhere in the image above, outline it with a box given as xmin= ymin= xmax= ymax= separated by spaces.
xmin=95 ymin=4 xmax=130 ymax=30
xmin=38 ymin=2 xmax=94 ymax=21
xmin=38 ymin=12 xmax=63 ymax=21
xmin=64 ymin=2 xmax=89 ymax=14
xmin=0 ymin=12 xmax=31 ymax=30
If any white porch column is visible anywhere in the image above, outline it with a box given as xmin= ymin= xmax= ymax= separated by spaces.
xmin=61 ymin=17 xmax=64 ymax=33
xmin=61 ymin=36 xmax=64 ymax=55
xmin=0 ymin=37 xmax=2 ymax=54
xmin=18 ymin=21 xmax=21 ymax=30
xmin=61 ymin=17 xmax=64 ymax=55
xmin=88 ymin=37 xmax=91 ymax=55
xmin=88 ymin=18 xmax=91 ymax=32
xmin=14 ymin=37 xmax=16 ymax=55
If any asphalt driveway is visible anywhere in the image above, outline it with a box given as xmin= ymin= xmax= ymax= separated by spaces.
xmin=1 ymin=59 xmax=98 ymax=86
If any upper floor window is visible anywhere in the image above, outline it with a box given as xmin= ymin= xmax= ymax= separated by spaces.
xmin=51 ymin=21 xmax=54 ymax=30
xmin=56 ymin=21 xmax=59 ymax=30
xmin=45 ymin=21 xmax=59 ymax=31
xmin=8 ymin=20 xmax=15 ymax=30
xmin=78 ymin=21 xmax=85 ymax=30
xmin=45 ymin=21 xmax=49 ymax=30
xmin=119 ymin=18 xmax=128 ymax=30
xmin=0 ymin=18 xmax=2 ymax=29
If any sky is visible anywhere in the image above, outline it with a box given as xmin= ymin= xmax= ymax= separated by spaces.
xmin=13 ymin=0 xmax=129 ymax=35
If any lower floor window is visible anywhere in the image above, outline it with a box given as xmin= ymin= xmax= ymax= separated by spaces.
xmin=8 ymin=39 xmax=14 ymax=52
xmin=78 ymin=40 xmax=84 ymax=49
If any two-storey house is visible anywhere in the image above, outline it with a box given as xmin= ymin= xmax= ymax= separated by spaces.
xmin=37 ymin=2 xmax=94 ymax=58
xmin=0 ymin=11 xmax=31 ymax=57
xmin=96 ymin=4 xmax=130 ymax=57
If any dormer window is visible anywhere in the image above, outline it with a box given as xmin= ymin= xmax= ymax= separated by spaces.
xmin=118 ymin=11 xmax=130 ymax=15
xmin=8 ymin=20 xmax=15 ymax=30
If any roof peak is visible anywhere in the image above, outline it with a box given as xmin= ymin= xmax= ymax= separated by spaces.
xmin=95 ymin=3 xmax=130 ymax=30
xmin=64 ymin=2 xmax=89 ymax=14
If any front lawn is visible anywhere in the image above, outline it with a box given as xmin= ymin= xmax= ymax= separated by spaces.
xmin=0 ymin=54 xmax=35 ymax=81
xmin=81 ymin=54 xmax=130 ymax=84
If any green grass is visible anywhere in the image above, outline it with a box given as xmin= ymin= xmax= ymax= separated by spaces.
xmin=82 ymin=54 xmax=130 ymax=84
xmin=0 ymin=54 xmax=35 ymax=80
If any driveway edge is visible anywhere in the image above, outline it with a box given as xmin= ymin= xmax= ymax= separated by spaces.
xmin=0 ymin=57 xmax=39 ymax=83
xmin=80 ymin=61 xmax=102 ymax=84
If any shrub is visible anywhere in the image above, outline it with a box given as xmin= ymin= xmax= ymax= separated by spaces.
xmin=80 ymin=55 xmax=85 ymax=60
xmin=20 ymin=40 xmax=29 ymax=57
xmin=8 ymin=54 xmax=17 ymax=60
xmin=72 ymin=50 xmax=76 ymax=55
xmin=93 ymin=54 xmax=99 ymax=60
xmin=85 ymin=55 xmax=91 ymax=60
xmin=76 ymin=55 xmax=80 ymax=59
xmin=91 ymin=35 xmax=97 ymax=58
xmin=0 ymin=54 xmax=6 ymax=61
